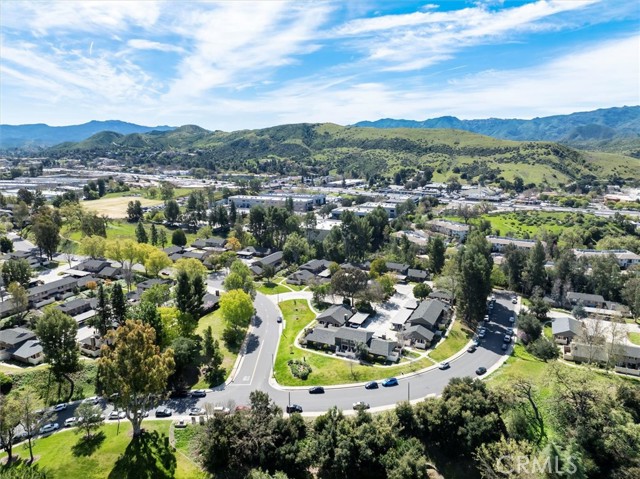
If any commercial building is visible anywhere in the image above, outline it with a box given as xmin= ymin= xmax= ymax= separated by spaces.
xmin=229 ymin=193 xmax=325 ymax=212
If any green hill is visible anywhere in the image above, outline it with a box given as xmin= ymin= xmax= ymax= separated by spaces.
xmin=45 ymin=123 xmax=640 ymax=186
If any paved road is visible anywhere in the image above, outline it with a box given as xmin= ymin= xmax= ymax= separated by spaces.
xmin=48 ymin=289 xmax=515 ymax=428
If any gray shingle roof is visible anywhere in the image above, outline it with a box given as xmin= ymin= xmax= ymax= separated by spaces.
xmin=11 ymin=339 xmax=42 ymax=360
xmin=305 ymin=327 xmax=337 ymax=346
xmin=552 ymin=317 xmax=582 ymax=336
xmin=0 ymin=327 xmax=36 ymax=346
xmin=335 ymin=327 xmax=373 ymax=344
xmin=404 ymin=324 xmax=435 ymax=341
xmin=316 ymin=305 xmax=353 ymax=326
xmin=367 ymin=337 xmax=396 ymax=357
xmin=408 ymin=299 xmax=446 ymax=328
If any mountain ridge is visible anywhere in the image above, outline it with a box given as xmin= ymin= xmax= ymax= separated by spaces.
xmin=0 ymin=120 xmax=175 ymax=149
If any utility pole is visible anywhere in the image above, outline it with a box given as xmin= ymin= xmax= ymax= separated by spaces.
xmin=288 ymin=391 xmax=291 ymax=406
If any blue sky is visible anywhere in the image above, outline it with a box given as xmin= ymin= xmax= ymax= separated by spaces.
xmin=1 ymin=0 xmax=638 ymax=130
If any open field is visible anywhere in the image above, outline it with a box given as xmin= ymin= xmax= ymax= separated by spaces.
xmin=429 ymin=320 xmax=473 ymax=362
xmin=62 ymin=220 xmax=197 ymax=245
xmin=0 ymin=421 xmax=203 ymax=479
xmin=82 ymin=196 xmax=163 ymax=218
xmin=274 ymin=299 xmax=434 ymax=386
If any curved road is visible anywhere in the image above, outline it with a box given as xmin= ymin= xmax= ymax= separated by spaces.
xmin=50 ymin=287 xmax=515 ymax=428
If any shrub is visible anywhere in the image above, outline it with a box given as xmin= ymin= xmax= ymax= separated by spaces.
xmin=0 ymin=371 xmax=13 ymax=394
xmin=288 ymin=359 xmax=312 ymax=380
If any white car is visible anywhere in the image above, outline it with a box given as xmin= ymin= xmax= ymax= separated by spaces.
xmin=108 ymin=411 xmax=126 ymax=420
xmin=39 ymin=423 xmax=59 ymax=434
xmin=64 ymin=417 xmax=80 ymax=427
xmin=174 ymin=419 xmax=188 ymax=429
xmin=438 ymin=362 xmax=450 ymax=370
xmin=82 ymin=396 xmax=101 ymax=405
xmin=189 ymin=407 xmax=206 ymax=416
xmin=53 ymin=403 xmax=67 ymax=412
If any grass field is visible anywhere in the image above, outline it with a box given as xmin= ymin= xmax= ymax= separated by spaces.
xmin=0 ymin=421 xmax=203 ymax=479
xmin=192 ymin=309 xmax=239 ymax=389
xmin=628 ymin=332 xmax=640 ymax=345
xmin=274 ymin=299 xmax=433 ymax=386
xmin=256 ymin=281 xmax=290 ymax=295
xmin=82 ymin=197 xmax=163 ymax=218
xmin=62 ymin=220 xmax=197 ymax=246
xmin=429 ymin=321 xmax=473 ymax=362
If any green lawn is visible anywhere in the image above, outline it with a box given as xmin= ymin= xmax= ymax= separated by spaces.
xmin=274 ymin=299 xmax=433 ymax=386
xmin=0 ymin=421 xmax=203 ymax=479
xmin=62 ymin=220 xmax=197 ymax=245
xmin=543 ymin=324 xmax=553 ymax=340
xmin=429 ymin=321 xmax=473 ymax=362
xmin=193 ymin=309 xmax=239 ymax=389
xmin=628 ymin=332 xmax=640 ymax=345
xmin=256 ymin=281 xmax=290 ymax=295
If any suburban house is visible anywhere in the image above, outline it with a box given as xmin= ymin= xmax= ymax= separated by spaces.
xmin=8 ymin=249 xmax=49 ymax=268
xmin=385 ymin=262 xmax=409 ymax=275
xmin=251 ymin=251 xmax=284 ymax=276
xmin=486 ymin=236 xmax=544 ymax=253
xmin=10 ymin=339 xmax=43 ymax=365
xmin=572 ymin=249 xmax=640 ymax=269
xmin=28 ymin=276 xmax=79 ymax=304
xmin=316 ymin=304 xmax=354 ymax=327
xmin=562 ymin=342 xmax=640 ymax=377
xmin=202 ymin=291 xmax=221 ymax=314
xmin=75 ymin=259 xmax=111 ymax=274
xmin=299 ymin=259 xmax=332 ymax=274
xmin=403 ymin=324 xmax=435 ymax=349
xmin=407 ymin=268 xmax=428 ymax=282
xmin=426 ymin=219 xmax=469 ymax=241
xmin=237 ymin=246 xmax=273 ymax=259
xmin=77 ymin=326 xmax=102 ymax=358
xmin=0 ymin=327 xmax=36 ymax=361
xmin=287 ymin=269 xmax=317 ymax=286
xmin=304 ymin=325 xmax=398 ymax=362
xmin=566 ymin=292 xmax=606 ymax=309
xmin=163 ymin=245 xmax=184 ymax=256
xmin=428 ymin=290 xmax=454 ymax=303
xmin=551 ymin=317 xmax=583 ymax=344
xmin=191 ymin=237 xmax=227 ymax=250
xmin=56 ymin=297 xmax=97 ymax=317
xmin=401 ymin=299 xmax=449 ymax=348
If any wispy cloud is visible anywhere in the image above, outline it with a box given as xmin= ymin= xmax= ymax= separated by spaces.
xmin=127 ymin=39 xmax=184 ymax=53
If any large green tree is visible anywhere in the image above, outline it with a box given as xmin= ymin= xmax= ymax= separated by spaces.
xmin=32 ymin=211 xmax=60 ymax=260
xmin=98 ymin=320 xmax=175 ymax=437
xmin=35 ymin=308 xmax=80 ymax=401
xmin=220 ymin=289 xmax=253 ymax=346
xmin=523 ymin=240 xmax=546 ymax=295
xmin=1 ymin=258 xmax=32 ymax=288
xmin=456 ymin=232 xmax=493 ymax=326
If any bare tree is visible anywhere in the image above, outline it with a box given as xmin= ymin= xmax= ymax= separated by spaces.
xmin=577 ymin=319 xmax=607 ymax=365
xmin=604 ymin=318 xmax=627 ymax=371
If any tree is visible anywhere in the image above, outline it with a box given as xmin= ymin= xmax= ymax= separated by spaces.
xmin=518 ymin=313 xmax=542 ymax=341
xmin=35 ymin=308 xmax=80 ymax=401
xmin=282 ymin=233 xmax=310 ymax=265
xmin=172 ymin=228 xmax=187 ymax=246
xmin=13 ymin=201 xmax=30 ymax=229
xmin=379 ymin=273 xmax=396 ymax=297
xmin=107 ymin=239 xmax=141 ymax=291
xmin=175 ymin=271 xmax=193 ymax=316
xmin=262 ymin=264 xmax=276 ymax=284
xmin=369 ymin=258 xmax=387 ymax=278
xmin=160 ymin=182 xmax=175 ymax=200
xmin=32 ymin=213 xmax=60 ymax=260
xmin=2 ymin=258 xmax=32 ymax=288
xmin=174 ymin=257 xmax=207 ymax=281
xmin=0 ymin=236 xmax=14 ymax=253
xmin=130 ymin=300 xmax=166 ymax=347
xmin=413 ymin=282 xmax=432 ymax=300
xmin=331 ymin=267 xmax=369 ymax=305
xmin=523 ymin=240 xmax=546 ymax=295
xmin=93 ymin=284 xmax=111 ymax=336
xmin=140 ymin=283 xmax=171 ymax=307
xmin=15 ymin=387 xmax=50 ymax=464
xmin=111 ymin=283 xmax=127 ymax=325
xmin=158 ymin=228 xmax=167 ymax=248
xmin=190 ymin=274 xmax=205 ymax=319
xmin=74 ymin=402 xmax=104 ymax=439
xmin=503 ymin=244 xmax=527 ymax=292
xmin=98 ymin=320 xmax=175 ymax=437
xmin=97 ymin=178 xmax=106 ymax=197
xmin=170 ymin=336 xmax=201 ymax=389
xmin=223 ymin=260 xmax=256 ymax=298
xmin=145 ymin=249 xmax=172 ymax=277
xmin=226 ymin=236 xmax=241 ymax=251
xmin=150 ymin=224 xmax=158 ymax=246
xmin=528 ymin=288 xmax=549 ymax=320
xmin=590 ymin=253 xmax=622 ymax=301
xmin=0 ymin=394 xmax=21 ymax=464
xmin=202 ymin=327 xmax=225 ymax=386
xmin=164 ymin=200 xmax=180 ymax=223
xmin=572 ymin=301 xmax=588 ymax=319
xmin=456 ymin=232 xmax=493 ymax=326
xmin=429 ymin=237 xmax=446 ymax=275
xmin=126 ymin=200 xmax=143 ymax=222
xmin=220 ymin=289 xmax=253 ymax=346
xmin=81 ymin=235 xmax=107 ymax=259
xmin=135 ymin=221 xmax=148 ymax=243
xmin=622 ymin=270 xmax=640 ymax=318
xmin=229 ymin=200 xmax=237 ymax=225
xmin=8 ymin=282 xmax=29 ymax=320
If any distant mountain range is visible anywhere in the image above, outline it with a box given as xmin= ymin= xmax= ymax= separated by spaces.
xmin=354 ymin=106 xmax=640 ymax=152
xmin=0 ymin=120 xmax=174 ymax=149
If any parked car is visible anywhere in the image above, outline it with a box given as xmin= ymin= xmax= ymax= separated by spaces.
xmin=309 ymin=386 xmax=325 ymax=394
xmin=512 ymin=297 xmax=518 ymax=304
xmin=82 ymin=396 xmax=101 ymax=405
xmin=491 ymin=295 xmax=496 ymax=302
xmin=364 ymin=381 xmax=378 ymax=390
xmin=234 ymin=405 xmax=251 ymax=412
xmin=506 ymin=327 xmax=514 ymax=335
xmin=483 ymin=315 xmax=490 ymax=322
xmin=509 ymin=316 xmax=516 ymax=323
xmin=64 ymin=417 xmax=79 ymax=427
xmin=136 ymin=410 xmax=150 ymax=418
xmin=155 ymin=407 xmax=172 ymax=418
xmin=286 ymin=404 xmax=303 ymax=413
xmin=438 ymin=362 xmax=450 ymax=370
xmin=467 ymin=344 xmax=477 ymax=353
xmin=190 ymin=389 xmax=207 ymax=398
xmin=478 ymin=329 xmax=486 ymax=338
xmin=381 ymin=377 xmax=398 ymax=387
xmin=475 ymin=367 xmax=487 ymax=375
xmin=277 ymin=316 xmax=283 ymax=323
xmin=189 ymin=407 xmax=206 ymax=416
xmin=353 ymin=401 xmax=370 ymax=410
xmin=212 ymin=406 xmax=230 ymax=415
xmin=109 ymin=411 xmax=126 ymax=420
xmin=501 ymin=343 xmax=509 ymax=351
xmin=39 ymin=423 xmax=59 ymax=434
xmin=473 ymin=337 xmax=481 ymax=346
xmin=503 ymin=334 xmax=512 ymax=343
xmin=174 ymin=419 xmax=187 ymax=429
xmin=53 ymin=403 xmax=67 ymax=412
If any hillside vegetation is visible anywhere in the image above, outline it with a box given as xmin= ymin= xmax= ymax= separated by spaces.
xmin=44 ymin=123 xmax=640 ymax=186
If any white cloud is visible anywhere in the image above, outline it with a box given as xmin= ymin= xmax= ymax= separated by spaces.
xmin=127 ymin=39 xmax=184 ymax=53
xmin=335 ymin=0 xmax=601 ymax=71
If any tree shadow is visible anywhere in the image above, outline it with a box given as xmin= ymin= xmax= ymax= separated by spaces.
xmin=72 ymin=431 xmax=106 ymax=457
xmin=244 ymin=332 xmax=260 ymax=354
xmin=108 ymin=431 xmax=176 ymax=479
